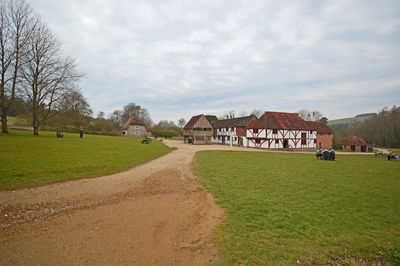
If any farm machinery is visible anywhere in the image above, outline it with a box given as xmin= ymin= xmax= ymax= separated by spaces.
xmin=316 ymin=149 xmax=335 ymax=161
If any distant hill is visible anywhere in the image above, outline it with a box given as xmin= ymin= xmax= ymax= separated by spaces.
xmin=328 ymin=113 xmax=376 ymax=127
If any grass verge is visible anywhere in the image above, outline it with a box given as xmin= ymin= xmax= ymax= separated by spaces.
xmin=193 ymin=150 xmax=400 ymax=264
xmin=0 ymin=129 xmax=173 ymax=190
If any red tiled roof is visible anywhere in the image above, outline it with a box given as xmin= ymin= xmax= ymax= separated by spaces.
xmin=306 ymin=121 xmax=334 ymax=134
xmin=342 ymin=136 xmax=368 ymax=146
xmin=248 ymin=111 xmax=311 ymax=130
xmin=205 ymin=115 xmax=218 ymax=123
xmin=183 ymin=114 xmax=202 ymax=130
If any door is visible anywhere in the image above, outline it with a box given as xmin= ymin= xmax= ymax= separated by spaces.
xmin=283 ymin=139 xmax=288 ymax=148
xmin=361 ymin=145 xmax=366 ymax=152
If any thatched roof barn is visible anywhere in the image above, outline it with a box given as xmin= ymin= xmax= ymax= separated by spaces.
xmin=121 ymin=115 xmax=149 ymax=137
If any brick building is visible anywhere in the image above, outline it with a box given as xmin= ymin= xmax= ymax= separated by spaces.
xmin=306 ymin=121 xmax=334 ymax=149
xmin=342 ymin=136 xmax=371 ymax=152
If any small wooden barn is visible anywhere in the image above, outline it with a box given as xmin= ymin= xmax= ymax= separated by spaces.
xmin=342 ymin=136 xmax=371 ymax=152
xmin=121 ymin=115 xmax=150 ymax=137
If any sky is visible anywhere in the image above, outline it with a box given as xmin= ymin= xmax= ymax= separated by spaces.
xmin=30 ymin=0 xmax=400 ymax=124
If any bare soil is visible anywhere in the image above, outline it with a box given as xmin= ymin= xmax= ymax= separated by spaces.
xmin=0 ymin=140 xmax=372 ymax=265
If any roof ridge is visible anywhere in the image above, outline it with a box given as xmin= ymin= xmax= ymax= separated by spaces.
xmin=265 ymin=111 xmax=299 ymax=115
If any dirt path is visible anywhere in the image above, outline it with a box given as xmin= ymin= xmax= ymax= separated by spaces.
xmin=0 ymin=141 xmax=373 ymax=265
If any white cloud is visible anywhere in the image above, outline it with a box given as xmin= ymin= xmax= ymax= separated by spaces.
xmin=30 ymin=0 xmax=400 ymax=123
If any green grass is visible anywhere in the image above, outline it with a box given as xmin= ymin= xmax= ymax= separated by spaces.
xmin=193 ymin=151 xmax=400 ymax=265
xmin=7 ymin=116 xmax=30 ymax=126
xmin=0 ymin=129 xmax=173 ymax=191
xmin=328 ymin=115 xmax=375 ymax=126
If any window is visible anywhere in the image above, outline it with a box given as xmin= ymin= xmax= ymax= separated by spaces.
xmin=135 ymin=132 xmax=139 ymax=135
xmin=135 ymin=125 xmax=139 ymax=129
xmin=253 ymin=129 xmax=258 ymax=134
xmin=226 ymin=128 xmax=229 ymax=131
xmin=309 ymin=130 xmax=313 ymax=134
xmin=314 ymin=139 xmax=317 ymax=144
xmin=231 ymin=127 xmax=234 ymax=131
xmin=227 ymin=136 xmax=230 ymax=140
xmin=255 ymin=139 xmax=261 ymax=144
xmin=272 ymin=129 xmax=278 ymax=134
xmin=275 ymin=139 xmax=279 ymax=144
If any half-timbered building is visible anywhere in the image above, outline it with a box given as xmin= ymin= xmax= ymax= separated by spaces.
xmin=246 ymin=112 xmax=317 ymax=149
xmin=183 ymin=114 xmax=217 ymax=144
xmin=211 ymin=115 xmax=256 ymax=147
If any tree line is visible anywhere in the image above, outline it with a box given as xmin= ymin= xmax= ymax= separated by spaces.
xmin=347 ymin=106 xmax=399 ymax=148
xmin=0 ymin=0 xmax=188 ymax=137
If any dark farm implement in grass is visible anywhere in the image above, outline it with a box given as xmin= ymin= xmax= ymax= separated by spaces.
xmin=141 ymin=137 xmax=152 ymax=144
xmin=316 ymin=149 xmax=335 ymax=160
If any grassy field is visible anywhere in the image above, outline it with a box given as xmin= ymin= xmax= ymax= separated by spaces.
xmin=0 ymin=129 xmax=173 ymax=191
xmin=193 ymin=151 xmax=400 ymax=265
xmin=7 ymin=116 xmax=30 ymax=126
xmin=328 ymin=114 xmax=375 ymax=126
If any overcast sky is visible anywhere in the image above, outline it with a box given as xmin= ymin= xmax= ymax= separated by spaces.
xmin=30 ymin=0 xmax=400 ymax=123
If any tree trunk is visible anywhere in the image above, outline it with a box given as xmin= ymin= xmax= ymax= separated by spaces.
xmin=32 ymin=106 xmax=39 ymax=135
xmin=1 ymin=110 xmax=8 ymax=134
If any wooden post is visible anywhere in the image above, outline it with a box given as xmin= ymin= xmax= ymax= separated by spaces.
xmin=230 ymin=131 xmax=233 ymax=151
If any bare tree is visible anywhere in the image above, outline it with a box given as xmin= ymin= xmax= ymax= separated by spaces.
xmin=21 ymin=20 xmax=81 ymax=135
xmin=250 ymin=108 xmax=264 ymax=118
xmin=298 ymin=109 xmax=308 ymax=120
xmin=121 ymin=102 xmax=152 ymax=126
xmin=178 ymin=118 xmax=186 ymax=128
xmin=49 ymin=89 xmax=91 ymax=129
xmin=0 ymin=0 xmax=34 ymax=133
xmin=221 ymin=110 xmax=235 ymax=119
xmin=58 ymin=89 xmax=91 ymax=116
xmin=298 ymin=109 xmax=323 ymax=121
xmin=109 ymin=109 xmax=123 ymax=128
xmin=96 ymin=111 xmax=105 ymax=120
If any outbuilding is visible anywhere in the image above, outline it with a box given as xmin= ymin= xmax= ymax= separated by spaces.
xmin=121 ymin=115 xmax=150 ymax=137
xmin=342 ymin=136 xmax=371 ymax=152
xmin=306 ymin=121 xmax=334 ymax=149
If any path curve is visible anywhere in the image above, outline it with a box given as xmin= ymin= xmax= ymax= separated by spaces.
xmin=0 ymin=140 xmax=373 ymax=265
